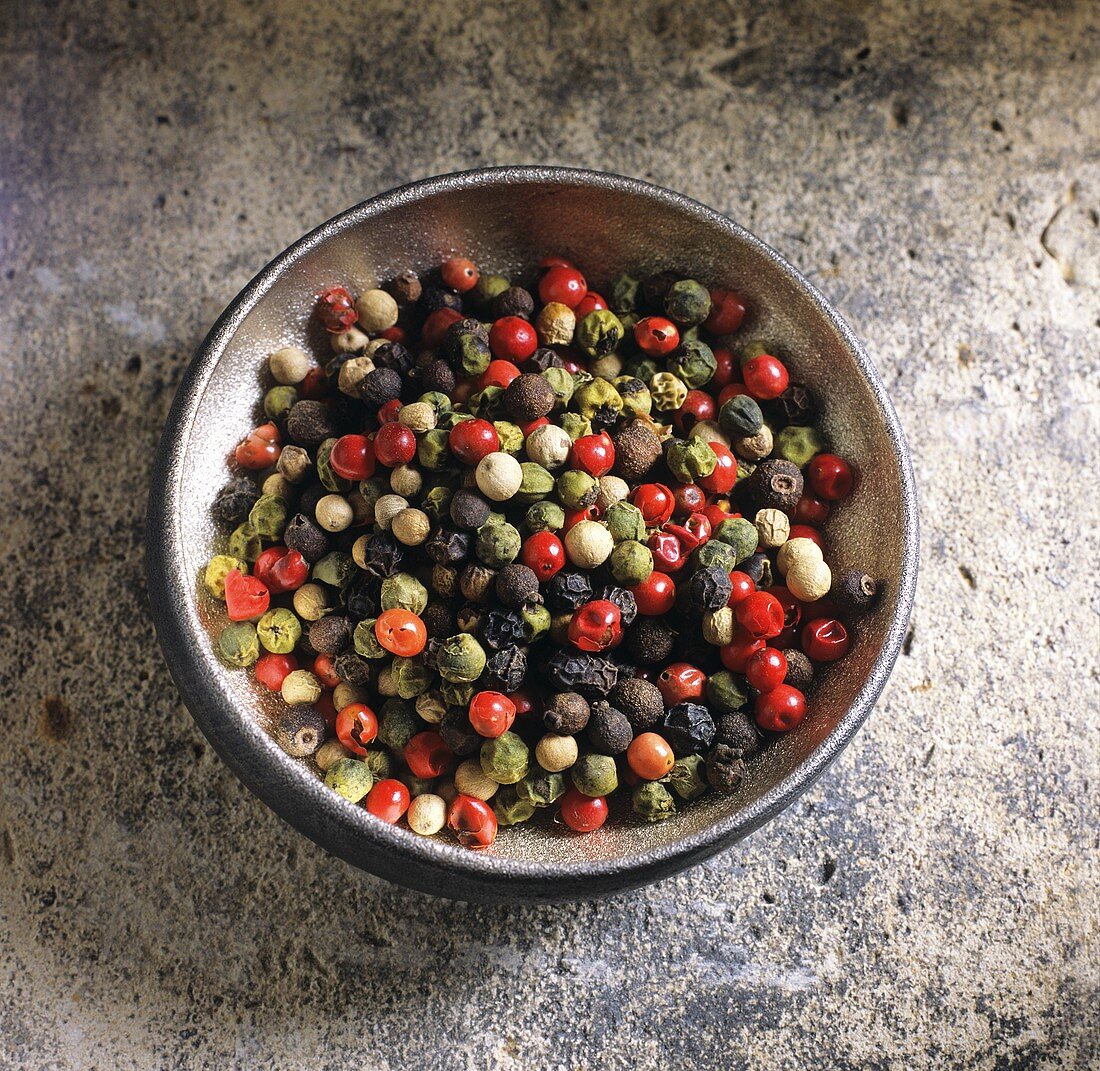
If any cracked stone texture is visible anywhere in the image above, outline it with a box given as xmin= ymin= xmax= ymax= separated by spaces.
xmin=1 ymin=1 xmax=1098 ymax=1068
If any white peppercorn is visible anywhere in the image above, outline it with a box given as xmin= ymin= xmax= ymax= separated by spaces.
xmin=374 ymin=494 xmax=409 ymax=531
xmin=702 ymin=606 xmax=737 ymax=646
xmin=316 ymin=494 xmax=354 ymax=533
xmin=331 ymin=326 xmax=370 ymax=354
xmin=315 ymin=738 xmax=352 ymax=772
xmin=277 ymin=445 xmax=311 ymax=483
xmin=398 ymin=401 xmax=437 ymax=433
xmin=337 ymin=355 xmax=375 ymax=397
xmin=524 ymin=424 xmax=572 ymax=470
xmin=262 ymin=473 xmax=294 ymax=501
xmin=292 ymin=582 xmax=331 ymax=621
xmin=375 ymin=666 xmax=398 ymax=697
xmin=475 ymin=451 xmax=523 ymax=502
xmin=777 ymin=537 xmax=824 ymax=576
xmin=733 ymin=424 xmax=774 ymax=461
xmin=407 ymin=793 xmax=447 ymax=836
xmin=332 ymin=682 xmax=366 ymax=710
xmin=281 ymin=669 xmax=322 ymax=706
xmin=391 ymin=507 xmax=430 ymax=546
xmin=786 ymin=557 xmax=832 ymax=602
xmin=390 ymin=464 xmax=423 ymax=498
xmin=596 ymin=475 xmax=630 ymax=511
xmin=535 ymin=733 xmax=579 ymax=773
xmin=688 ymin=420 xmax=730 ymax=447
xmin=353 ymin=288 xmax=398 ymax=333
xmin=755 ymin=508 xmax=791 ymax=549
xmin=455 ymin=758 xmax=499 ymax=801
xmin=564 ymin=520 xmax=614 ymax=569
xmin=268 ymin=346 xmax=311 ymax=385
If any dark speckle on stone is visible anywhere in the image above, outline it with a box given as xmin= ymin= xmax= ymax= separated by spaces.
xmin=39 ymin=697 xmax=74 ymax=742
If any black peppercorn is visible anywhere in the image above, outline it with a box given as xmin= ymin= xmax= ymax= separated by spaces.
xmin=744 ymin=459 xmax=804 ymax=515
xmin=286 ymin=400 xmax=339 ymax=447
xmin=372 ymin=340 xmax=413 ymax=376
xmin=543 ymin=692 xmax=590 ymax=735
xmin=546 ymin=570 xmax=593 ymax=612
xmin=611 ymin=422 xmax=662 ymax=483
xmin=422 ymin=601 xmax=457 ymax=639
xmin=491 ymin=285 xmax=534 ymax=320
xmin=836 ymin=570 xmax=881 ymax=613
xmin=418 ymin=285 xmax=463 ymax=315
xmin=358 ymin=367 xmax=403 ymax=408
xmin=526 ymin=347 xmax=564 ymax=372
xmin=425 ymin=528 xmax=470 ymax=566
xmin=284 ymin=513 xmax=329 ymax=563
xmin=388 ymin=270 xmax=421 ymax=304
xmin=714 ymin=712 xmax=761 ymax=757
xmin=342 ymin=575 xmax=379 ymax=620
xmin=496 ymin=564 xmax=541 ymax=608
xmin=626 ymin=618 xmax=676 ymax=665
xmin=663 ymin=702 xmax=716 ymax=756
xmin=421 ymin=359 xmax=456 ymax=395
xmin=308 ymin=615 xmax=351 ymax=655
xmin=762 ymin=383 xmax=817 ymax=429
xmin=297 ymin=482 xmax=328 ymax=520
xmin=358 ymin=531 xmax=404 ymax=579
xmin=641 ymin=270 xmax=677 ymax=310
xmin=706 ymin=743 xmax=747 ymax=793
xmin=482 ymin=608 xmax=527 ymax=650
xmin=440 ymin=707 xmax=481 ymax=756
xmin=546 ymin=649 xmax=619 ymax=699
xmin=449 ymin=489 xmax=492 ymax=531
xmin=587 ymin=701 xmax=634 ymax=755
xmin=740 ymin=552 xmax=770 ymax=586
xmin=596 ymin=585 xmax=638 ymax=628
xmin=212 ymin=478 xmax=260 ymax=525
xmin=333 ymin=650 xmax=371 ymax=686
xmin=781 ymin=648 xmax=814 ymax=690
xmin=610 ymin=677 xmax=665 ymax=731
xmin=484 ymin=646 xmax=528 ymax=692
xmin=503 ymin=373 xmax=556 ymax=423
xmin=685 ymin=567 xmax=733 ymax=612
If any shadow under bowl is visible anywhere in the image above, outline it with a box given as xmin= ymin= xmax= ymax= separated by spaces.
xmin=147 ymin=166 xmax=918 ymax=904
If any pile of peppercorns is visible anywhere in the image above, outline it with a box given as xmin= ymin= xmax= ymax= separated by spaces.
xmin=204 ymin=253 xmax=879 ymax=849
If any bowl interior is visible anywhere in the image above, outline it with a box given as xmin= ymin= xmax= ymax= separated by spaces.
xmin=163 ymin=169 xmax=915 ymax=884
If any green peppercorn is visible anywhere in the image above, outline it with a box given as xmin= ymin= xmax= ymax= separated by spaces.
xmin=227 ymin=522 xmax=262 ymax=562
xmin=604 ymin=500 xmax=647 ymax=543
xmin=665 ymin=438 xmax=718 ymax=483
xmin=217 ymin=621 xmax=260 ymax=667
xmin=713 ymin=517 xmax=759 ymax=562
xmin=312 ymin=551 xmax=356 ymax=588
xmin=572 ymin=377 xmax=623 ymax=424
xmin=422 ymin=484 xmax=453 ymax=524
xmin=692 ymin=540 xmax=740 ymax=573
xmin=609 ymin=273 xmax=640 ymax=314
xmin=520 ymin=602 xmax=551 ymax=643
xmin=571 ymin=753 xmax=618 ymax=797
xmin=541 ymin=366 xmax=575 ymax=408
xmin=418 ymin=429 xmax=452 ymax=471
xmin=263 ymin=385 xmax=298 ymax=421
xmin=440 ymin=680 xmax=476 ymax=708
xmin=556 ymin=469 xmax=599 ymax=511
xmin=436 ymin=634 xmax=487 ymax=684
xmin=448 ymin=321 xmax=492 ymax=376
xmin=515 ymin=768 xmax=567 ymax=807
xmin=478 ymin=731 xmax=528 ymax=785
xmin=740 ymin=340 xmax=770 ymax=363
xmin=316 ymin=439 xmax=353 ymax=492
xmin=774 ymin=425 xmax=826 ymax=467
xmin=668 ymin=754 xmax=709 ymax=801
xmin=515 ymin=462 xmax=555 ymax=503
xmin=325 ymin=758 xmax=374 ymax=802
xmin=625 ymin=355 xmax=662 ymax=383
xmin=559 ymin=412 xmax=593 ymax=441
xmin=668 ymin=339 xmax=717 ymax=389
xmin=632 ymin=779 xmax=677 ymax=822
xmin=614 ymin=375 xmax=653 ymax=419
xmin=256 ymin=607 xmax=302 ymax=654
xmin=525 ymin=500 xmax=565 ymax=533
xmin=380 ymin=573 xmax=429 ymax=614
xmin=663 ymin=279 xmax=711 ymax=327
xmin=362 ymin=749 xmax=393 ymax=781
xmin=476 ymin=521 xmax=521 ymax=568
xmin=707 ymin=671 xmax=750 ymax=715
xmin=575 ymin=309 xmax=625 ymax=358
xmin=203 ymin=554 xmax=249 ymax=599
xmin=390 ymin=656 xmax=433 ymax=699
xmin=492 ymin=785 xmax=537 ymax=827
xmin=650 ymin=371 xmax=688 ymax=412
xmin=351 ymin=618 xmax=386 ymax=659
xmin=469 ymin=385 xmax=504 ymax=419
xmin=610 ymin=540 xmax=654 ymax=586
xmin=377 ymin=699 xmax=422 ymax=751
xmin=719 ymin=394 xmax=764 ymax=437
xmin=419 ymin=390 xmax=452 ymax=416
xmin=494 ymin=421 xmax=525 ymax=455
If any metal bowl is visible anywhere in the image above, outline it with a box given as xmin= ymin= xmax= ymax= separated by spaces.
xmin=147 ymin=166 xmax=918 ymax=903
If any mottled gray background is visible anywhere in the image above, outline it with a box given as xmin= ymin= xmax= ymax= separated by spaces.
xmin=1 ymin=1 xmax=1098 ymax=1068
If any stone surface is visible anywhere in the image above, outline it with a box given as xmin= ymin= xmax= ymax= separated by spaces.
xmin=1 ymin=1 xmax=1098 ymax=1068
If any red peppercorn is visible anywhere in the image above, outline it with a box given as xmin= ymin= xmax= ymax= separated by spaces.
xmin=538 ymin=265 xmax=587 ymax=308
xmin=329 ymin=434 xmax=376 ymax=481
xmin=448 ymin=794 xmax=498 ymax=849
xmin=374 ymin=609 xmax=428 ymax=657
xmin=234 ymin=422 xmax=280 ymax=469
xmin=518 ymin=415 xmax=550 ymax=438
xmin=794 ymin=493 xmax=830 ymax=525
xmin=479 ymin=359 xmax=522 ymax=390
xmin=634 ymin=316 xmax=680 ymax=357
xmin=710 ymin=347 xmax=738 ymax=390
xmin=468 ymin=691 xmax=517 ymax=738
xmin=422 ymin=307 xmax=463 ymax=348
xmin=538 ymin=254 xmax=575 ymax=271
xmin=672 ymin=483 xmax=707 ymax=516
xmin=802 ymin=617 xmax=851 ymax=662
xmin=720 ymin=629 xmax=766 ymax=672
xmin=808 ymin=454 xmax=854 ymax=501
xmin=252 ymin=545 xmax=287 ymax=588
xmin=569 ymin=431 xmax=615 ymax=477
xmin=626 ymin=733 xmax=676 ymax=780
xmin=769 ymin=585 xmax=805 ymax=647
xmin=562 ymin=505 xmax=601 ymax=532
xmin=648 ymin=530 xmax=685 ymax=573
xmin=507 ymin=690 xmax=537 ymax=717
xmin=364 ymin=779 xmax=411 ymax=823
xmin=336 ymin=703 xmax=378 ymax=756
xmin=735 ymin=591 xmax=785 ymax=639
xmin=717 ymin=382 xmax=749 ymax=406
xmin=519 ymin=530 xmax=565 ymax=580
xmin=377 ymin=399 xmax=403 ymax=423
xmin=704 ymin=288 xmax=747 ymax=335
xmin=742 ymin=354 xmax=790 ymax=400
xmin=664 ymin=512 xmax=711 ymax=553
xmin=255 ymin=653 xmax=297 ymax=691
xmin=317 ymin=286 xmax=358 ymax=332
xmin=224 ymin=569 xmax=270 ymax=622
xmin=404 ymin=731 xmax=453 ymax=779
xmin=441 ymin=256 xmax=479 ymax=293
xmin=568 ymin=599 xmax=623 ymax=652
xmin=489 ymin=316 xmax=538 ymax=361
xmin=373 ymin=422 xmax=417 ymax=467
xmin=727 ymin=570 xmax=756 ymax=606
xmin=631 ymin=483 xmax=675 ymax=527
xmin=269 ymin=549 xmax=308 ymax=593
xmin=573 ymin=291 xmax=607 ymax=319
xmin=755 ymin=685 xmax=807 ymax=732
xmin=631 ymin=571 xmax=676 ymax=615
xmin=315 ymin=690 xmax=337 ymax=729
xmin=702 ymin=502 xmax=732 ymax=530
xmin=313 ymin=654 xmax=341 ymax=689
xmin=380 ymin=325 xmax=407 ymax=344
xmin=448 ymin=417 xmax=500 ymax=465
xmin=299 ymin=366 xmax=329 ymax=400
xmin=559 ymin=788 xmax=609 ymax=833
xmin=657 ymin=662 xmax=706 ymax=706
xmin=698 ymin=442 xmax=737 ymax=494
xmin=672 ymin=389 xmax=716 ymax=435
xmin=560 ymin=358 xmax=582 ymax=375
xmin=746 ymin=647 xmax=788 ymax=692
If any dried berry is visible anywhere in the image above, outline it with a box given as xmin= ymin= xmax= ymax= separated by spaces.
xmin=586 ymin=701 xmax=633 ymax=755
xmin=546 ymin=570 xmax=593 ymax=612
xmin=484 ymin=646 xmax=527 ymax=692
xmin=626 ymin=618 xmax=676 ymax=665
xmin=663 ymin=702 xmax=716 ymax=756
xmin=542 ymin=692 xmax=591 ymax=735
xmin=495 ymin=564 xmax=540 ymax=608
xmin=706 ymin=743 xmax=747 ymax=793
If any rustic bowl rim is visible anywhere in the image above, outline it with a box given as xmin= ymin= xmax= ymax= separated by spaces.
xmin=147 ymin=165 xmax=919 ymax=902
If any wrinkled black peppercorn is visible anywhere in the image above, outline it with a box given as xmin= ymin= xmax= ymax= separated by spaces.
xmin=212 ymin=478 xmax=260 ymax=524
xmin=333 ymin=650 xmax=371 ymax=686
xmin=357 ymin=531 xmax=404 ymax=579
xmin=587 ymin=702 xmax=634 ymax=755
xmin=484 ymin=646 xmax=528 ymax=692
xmin=596 ymin=585 xmax=638 ymax=627
xmin=372 ymin=340 xmax=413 ymax=376
xmin=526 ymin=347 xmax=564 ymax=372
xmin=762 ymin=383 xmax=817 ymax=429
xmin=284 ymin=513 xmax=329 ymax=564
xmin=482 ymin=608 xmax=527 ymax=651
xmin=546 ymin=649 xmax=619 ymax=699
xmin=663 ymin=702 xmax=716 ymax=756
xmin=685 ymin=567 xmax=733 ymax=612
xmin=425 ymin=528 xmax=470 ymax=565
xmin=418 ymin=286 xmax=463 ymax=315
xmin=641 ymin=270 xmax=677 ymax=309
xmin=706 ymin=744 xmax=747 ymax=793
xmin=421 ymin=601 xmax=457 ymax=639
xmin=421 ymin=359 xmax=456 ymax=395
xmin=546 ymin=570 xmax=593 ymax=611
xmin=358 ymin=367 xmax=403 ymax=408
xmin=440 ymin=707 xmax=481 ymax=756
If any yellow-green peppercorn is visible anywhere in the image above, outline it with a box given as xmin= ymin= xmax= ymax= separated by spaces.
xmin=707 ymin=671 xmax=749 ymax=715
xmin=575 ymin=309 xmax=625 ymax=358
xmin=415 ymin=691 xmax=446 ymax=725
xmin=516 ymin=768 xmax=567 ymax=807
xmin=381 ymin=573 xmax=428 ymax=614
xmin=281 ymin=669 xmax=321 ymax=705
xmin=407 ymin=793 xmax=447 ymax=835
xmin=525 ymin=500 xmax=565 ymax=533
xmin=204 ymin=554 xmax=248 ymax=599
xmin=669 ymin=340 xmax=717 ymax=389
xmin=633 ymin=779 xmax=677 ymax=822
xmin=398 ymin=771 xmax=435 ymax=798
xmin=312 ymin=552 xmax=355 ymax=588
xmin=437 ymin=634 xmax=487 ymax=683
xmin=520 ymin=602 xmax=551 ymax=642
xmin=702 ymin=607 xmax=736 ymax=647
xmin=589 ymin=353 xmax=623 ymax=381
xmin=493 ymin=421 xmax=524 ymax=455
xmin=377 ymin=700 xmax=421 ymax=750
xmin=455 ymin=758 xmax=499 ymax=801
xmin=559 ymin=412 xmax=593 ymax=441
xmin=439 ymin=680 xmax=475 ymax=708
xmin=362 ymin=749 xmax=393 ymax=782
xmin=248 ymin=493 xmax=288 ymax=540
xmin=664 ymin=279 xmax=711 ymax=327
xmin=542 ymin=367 xmax=575 ymax=408
xmin=473 ymin=273 xmax=509 ymax=307
xmin=650 ymin=371 xmax=688 ymax=412
xmin=572 ymin=753 xmax=618 ymax=797
xmin=418 ymin=429 xmax=452 ymax=471
xmin=610 ymin=540 xmax=654 ymax=586
xmin=605 ymin=501 xmax=647 ymax=543
xmin=626 ymin=355 xmax=662 ymax=383
xmin=573 ymin=377 xmax=623 ymax=422
xmin=714 ymin=517 xmax=760 ymax=562
xmin=666 ymin=438 xmax=718 ymax=483
xmin=740 ymin=339 xmax=770 ymax=363
xmin=614 ymin=376 xmax=652 ymax=419
xmin=353 ymin=618 xmax=387 ymax=660
xmin=217 ymin=621 xmax=259 ymax=667
xmin=668 ymin=754 xmax=709 ymax=800
xmin=692 ymin=540 xmax=740 ymax=573
xmin=733 ymin=424 xmax=774 ymax=461
xmin=515 ymin=462 xmax=555 ymax=503
xmin=277 ymin=444 xmax=312 ymax=484
xmin=493 ymin=785 xmax=537 ymax=827
xmin=325 ymin=757 xmax=374 ymax=802
xmin=227 ymin=522 xmax=262 ymax=562
xmin=263 ymin=385 xmax=298 ymax=422
xmin=536 ymin=301 xmax=576 ymax=346
xmin=469 ymin=386 xmax=503 ymax=420
xmin=256 ymin=608 xmax=301 ymax=654
xmin=332 ymin=682 xmax=366 ymax=710
xmin=480 ymin=731 xmax=529 ymax=785
xmin=556 ymin=469 xmax=598 ymax=510
xmin=609 ymin=273 xmax=639 ymax=313
xmin=262 ymin=473 xmax=294 ymax=502
xmin=375 ymin=666 xmax=398 ymax=696
xmin=390 ymin=656 xmax=433 ymax=699
xmin=293 ymin=582 xmax=332 ymax=621
xmin=534 ymin=733 xmax=579 ymax=773
xmin=356 ymin=476 xmax=387 ymax=517
xmin=422 ymin=484 xmax=453 ymax=524
xmin=775 ymin=425 xmax=826 ymax=467
xmin=476 ymin=521 xmax=521 ymax=568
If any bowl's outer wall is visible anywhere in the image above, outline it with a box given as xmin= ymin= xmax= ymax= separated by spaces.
xmin=147 ymin=167 xmax=918 ymax=903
